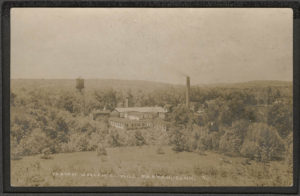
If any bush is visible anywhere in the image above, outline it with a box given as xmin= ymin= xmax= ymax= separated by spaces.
xmin=62 ymin=133 xmax=90 ymax=152
xmin=156 ymin=146 xmax=165 ymax=154
xmin=105 ymin=129 xmax=123 ymax=147
xmin=40 ymin=148 xmax=53 ymax=159
xmin=169 ymin=126 xmax=190 ymax=152
xmin=170 ymin=105 xmax=193 ymax=126
xmin=57 ymin=92 xmax=81 ymax=114
xmin=60 ymin=143 xmax=73 ymax=153
xmin=11 ymin=136 xmax=23 ymax=160
xmin=240 ymin=123 xmax=285 ymax=161
xmin=268 ymin=100 xmax=293 ymax=139
xmin=54 ymin=114 xmax=70 ymax=143
xmin=134 ymin=130 xmax=146 ymax=146
xmin=40 ymin=154 xmax=53 ymax=160
xmin=285 ymin=133 xmax=293 ymax=167
xmin=96 ymin=144 xmax=107 ymax=156
xmin=219 ymin=131 xmax=242 ymax=156
xmin=239 ymin=140 xmax=260 ymax=160
xmin=219 ymin=120 xmax=249 ymax=156
xmin=87 ymin=132 xmax=103 ymax=151
xmin=18 ymin=128 xmax=50 ymax=156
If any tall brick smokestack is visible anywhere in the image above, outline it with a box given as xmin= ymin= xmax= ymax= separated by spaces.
xmin=125 ymin=97 xmax=129 ymax=108
xmin=186 ymin=76 xmax=190 ymax=108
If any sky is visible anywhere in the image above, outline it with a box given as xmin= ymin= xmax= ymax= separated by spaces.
xmin=11 ymin=8 xmax=293 ymax=84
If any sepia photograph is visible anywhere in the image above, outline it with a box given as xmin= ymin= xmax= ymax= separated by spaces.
xmin=10 ymin=8 xmax=293 ymax=187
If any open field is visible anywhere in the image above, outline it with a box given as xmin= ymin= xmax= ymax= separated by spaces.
xmin=11 ymin=146 xmax=292 ymax=187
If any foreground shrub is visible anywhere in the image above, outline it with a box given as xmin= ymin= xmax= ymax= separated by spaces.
xmin=96 ymin=144 xmax=107 ymax=156
xmin=267 ymin=100 xmax=292 ymax=139
xmin=194 ymin=126 xmax=211 ymax=151
xmin=134 ymin=130 xmax=146 ymax=146
xmin=156 ymin=146 xmax=165 ymax=154
xmin=169 ymin=126 xmax=190 ymax=152
xmin=219 ymin=130 xmax=242 ymax=156
xmin=87 ymin=132 xmax=104 ymax=151
xmin=285 ymin=132 xmax=293 ymax=168
xmin=11 ymin=137 xmax=23 ymax=160
xmin=18 ymin=128 xmax=50 ymax=156
xmin=40 ymin=147 xmax=53 ymax=159
xmin=105 ymin=129 xmax=124 ymax=147
xmin=40 ymin=154 xmax=53 ymax=160
xmin=65 ymin=133 xmax=89 ymax=152
xmin=240 ymin=123 xmax=285 ymax=161
xmin=219 ymin=120 xmax=249 ymax=156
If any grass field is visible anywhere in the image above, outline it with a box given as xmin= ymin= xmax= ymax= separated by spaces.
xmin=11 ymin=146 xmax=292 ymax=187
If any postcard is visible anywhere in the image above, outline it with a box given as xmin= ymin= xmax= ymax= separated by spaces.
xmin=10 ymin=8 xmax=293 ymax=187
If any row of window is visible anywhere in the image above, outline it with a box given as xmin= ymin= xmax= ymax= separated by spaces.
xmin=109 ymin=120 xmax=153 ymax=129
xmin=109 ymin=119 xmax=167 ymax=131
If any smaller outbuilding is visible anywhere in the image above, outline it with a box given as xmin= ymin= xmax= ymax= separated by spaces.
xmin=91 ymin=110 xmax=110 ymax=120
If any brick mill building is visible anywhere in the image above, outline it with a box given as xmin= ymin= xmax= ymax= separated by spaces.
xmin=109 ymin=106 xmax=168 ymax=131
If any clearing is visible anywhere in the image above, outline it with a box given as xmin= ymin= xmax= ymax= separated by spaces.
xmin=11 ymin=145 xmax=292 ymax=186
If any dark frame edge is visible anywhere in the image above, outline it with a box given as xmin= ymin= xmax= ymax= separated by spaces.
xmin=1 ymin=0 xmax=300 ymax=194
xmin=1 ymin=0 xmax=11 ymax=195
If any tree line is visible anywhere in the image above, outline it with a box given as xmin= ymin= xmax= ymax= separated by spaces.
xmin=10 ymin=81 xmax=292 ymax=164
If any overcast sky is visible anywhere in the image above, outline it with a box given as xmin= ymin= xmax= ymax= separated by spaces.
xmin=11 ymin=8 xmax=292 ymax=84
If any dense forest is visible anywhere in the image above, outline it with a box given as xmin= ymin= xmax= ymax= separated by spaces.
xmin=10 ymin=79 xmax=293 ymax=166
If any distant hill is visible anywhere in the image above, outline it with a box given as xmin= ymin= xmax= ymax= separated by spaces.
xmin=197 ymin=80 xmax=292 ymax=88
xmin=11 ymin=79 xmax=177 ymax=92
xmin=11 ymin=79 xmax=292 ymax=92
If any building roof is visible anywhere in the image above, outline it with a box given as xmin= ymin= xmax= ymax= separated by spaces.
xmin=127 ymin=111 xmax=145 ymax=116
xmin=109 ymin=117 xmax=152 ymax=123
xmin=114 ymin=107 xmax=166 ymax=113
xmin=93 ymin=110 xmax=111 ymax=114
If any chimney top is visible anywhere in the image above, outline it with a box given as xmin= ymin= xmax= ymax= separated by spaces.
xmin=186 ymin=76 xmax=190 ymax=108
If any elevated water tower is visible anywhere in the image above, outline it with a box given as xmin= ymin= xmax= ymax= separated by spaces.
xmin=76 ymin=78 xmax=84 ymax=93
